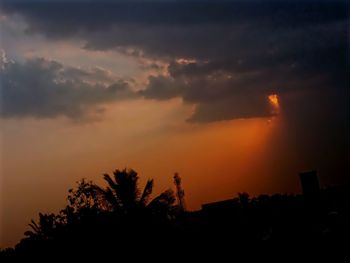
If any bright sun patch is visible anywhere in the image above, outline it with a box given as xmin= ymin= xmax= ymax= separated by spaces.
xmin=268 ymin=94 xmax=279 ymax=113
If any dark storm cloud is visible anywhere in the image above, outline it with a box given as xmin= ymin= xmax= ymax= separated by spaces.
xmin=1 ymin=1 xmax=346 ymax=56
xmin=0 ymin=55 xmax=134 ymax=119
xmin=141 ymin=67 xmax=278 ymax=121
xmin=0 ymin=1 xmax=349 ymax=122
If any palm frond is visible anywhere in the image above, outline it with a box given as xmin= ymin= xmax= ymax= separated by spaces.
xmin=29 ymin=220 xmax=40 ymax=233
xmin=113 ymin=169 xmax=140 ymax=210
xmin=103 ymin=173 xmax=118 ymax=192
xmin=139 ymin=179 xmax=154 ymax=206
xmin=148 ymin=189 xmax=175 ymax=212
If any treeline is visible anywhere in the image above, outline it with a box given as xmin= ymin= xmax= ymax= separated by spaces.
xmin=1 ymin=168 xmax=350 ymax=259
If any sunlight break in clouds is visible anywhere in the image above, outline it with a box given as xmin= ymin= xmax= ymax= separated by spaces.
xmin=268 ymin=94 xmax=280 ymax=114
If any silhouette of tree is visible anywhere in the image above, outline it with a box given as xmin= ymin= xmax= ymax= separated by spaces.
xmin=66 ymin=179 xmax=106 ymax=212
xmin=9 ymin=169 xmax=177 ymax=258
xmin=94 ymin=168 xmax=176 ymax=217
xmin=24 ymin=213 xmax=61 ymax=241
xmin=60 ymin=179 xmax=109 ymax=225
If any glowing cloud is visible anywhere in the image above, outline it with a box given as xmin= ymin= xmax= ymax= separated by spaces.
xmin=268 ymin=94 xmax=279 ymax=114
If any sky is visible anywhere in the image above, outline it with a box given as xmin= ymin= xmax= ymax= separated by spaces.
xmin=0 ymin=0 xmax=349 ymax=247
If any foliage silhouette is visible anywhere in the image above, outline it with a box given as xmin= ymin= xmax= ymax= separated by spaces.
xmin=24 ymin=213 xmax=60 ymax=241
xmin=1 ymin=168 xmax=350 ymax=259
xmin=4 ymin=168 xmax=178 ymax=259
xmin=94 ymin=168 xmax=176 ymax=217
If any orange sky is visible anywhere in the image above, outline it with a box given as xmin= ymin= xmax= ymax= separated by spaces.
xmin=1 ymin=95 xmax=303 ymax=247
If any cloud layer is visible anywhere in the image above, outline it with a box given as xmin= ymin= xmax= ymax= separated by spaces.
xmin=0 ymin=52 xmax=134 ymax=119
xmin=1 ymin=1 xmax=349 ymax=122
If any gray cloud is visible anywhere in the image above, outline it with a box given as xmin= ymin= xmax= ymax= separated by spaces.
xmin=62 ymin=66 xmax=116 ymax=84
xmin=0 ymin=1 xmax=349 ymax=123
xmin=0 ymin=54 xmax=134 ymax=120
xmin=188 ymin=94 xmax=272 ymax=123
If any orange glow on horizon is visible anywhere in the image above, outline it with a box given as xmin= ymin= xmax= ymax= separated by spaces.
xmin=1 ymin=99 xmax=284 ymax=248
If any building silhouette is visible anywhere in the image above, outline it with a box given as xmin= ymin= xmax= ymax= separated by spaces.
xmin=299 ymin=170 xmax=320 ymax=202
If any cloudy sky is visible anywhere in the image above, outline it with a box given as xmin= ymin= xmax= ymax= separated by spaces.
xmin=1 ymin=0 xmax=349 ymax=247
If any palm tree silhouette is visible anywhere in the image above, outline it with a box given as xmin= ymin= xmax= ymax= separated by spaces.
xmin=95 ymin=168 xmax=175 ymax=216
xmin=24 ymin=213 xmax=59 ymax=240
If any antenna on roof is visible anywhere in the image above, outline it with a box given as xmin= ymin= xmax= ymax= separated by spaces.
xmin=174 ymin=172 xmax=186 ymax=212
